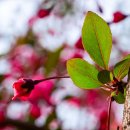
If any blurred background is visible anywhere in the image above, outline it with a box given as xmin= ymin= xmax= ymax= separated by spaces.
xmin=0 ymin=0 xmax=130 ymax=130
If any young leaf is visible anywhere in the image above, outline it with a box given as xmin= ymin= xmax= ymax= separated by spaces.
xmin=123 ymin=54 xmax=130 ymax=60
xmin=98 ymin=70 xmax=113 ymax=84
xmin=67 ymin=58 xmax=103 ymax=89
xmin=111 ymin=91 xmax=125 ymax=104
xmin=113 ymin=58 xmax=130 ymax=80
xmin=82 ymin=11 xmax=112 ymax=69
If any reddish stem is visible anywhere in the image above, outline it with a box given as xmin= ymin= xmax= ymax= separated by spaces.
xmin=33 ymin=76 xmax=70 ymax=85
xmin=117 ymin=126 xmax=120 ymax=130
xmin=107 ymin=97 xmax=113 ymax=130
xmin=103 ymin=85 xmax=115 ymax=91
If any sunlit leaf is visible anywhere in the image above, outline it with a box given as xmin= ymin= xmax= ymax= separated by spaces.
xmin=67 ymin=58 xmax=102 ymax=89
xmin=113 ymin=58 xmax=130 ymax=80
xmin=82 ymin=11 xmax=112 ymax=69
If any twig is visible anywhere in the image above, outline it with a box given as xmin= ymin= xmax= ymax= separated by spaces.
xmin=117 ymin=126 xmax=120 ymax=130
xmin=107 ymin=97 xmax=113 ymax=130
xmin=33 ymin=76 xmax=70 ymax=84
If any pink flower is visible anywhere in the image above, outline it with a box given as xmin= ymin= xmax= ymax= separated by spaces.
xmin=67 ymin=97 xmax=81 ymax=107
xmin=28 ymin=16 xmax=38 ymax=27
xmin=0 ymin=106 xmax=5 ymax=123
xmin=86 ymin=90 xmax=107 ymax=110
xmin=9 ymin=45 xmax=40 ymax=77
xmin=98 ymin=111 xmax=108 ymax=130
xmin=12 ymin=76 xmax=54 ymax=105
xmin=30 ymin=104 xmax=41 ymax=119
xmin=12 ymin=78 xmax=34 ymax=100
xmin=28 ymin=79 xmax=54 ymax=105
xmin=113 ymin=11 xmax=127 ymax=23
xmin=72 ymin=53 xmax=83 ymax=59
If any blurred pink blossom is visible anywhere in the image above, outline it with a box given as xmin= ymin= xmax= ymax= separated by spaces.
xmin=30 ymin=104 xmax=41 ymax=119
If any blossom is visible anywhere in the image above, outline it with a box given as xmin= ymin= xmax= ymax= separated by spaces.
xmin=0 ymin=104 xmax=5 ymax=123
xmin=28 ymin=78 xmax=54 ymax=105
xmin=67 ymin=97 xmax=81 ymax=107
xmin=75 ymin=37 xmax=84 ymax=50
xmin=12 ymin=78 xmax=35 ymax=100
xmin=37 ymin=8 xmax=51 ymax=18
xmin=12 ymin=76 xmax=54 ymax=105
xmin=98 ymin=111 xmax=108 ymax=130
xmin=30 ymin=104 xmax=41 ymax=119
xmin=113 ymin=11 xmax=127 ymax=23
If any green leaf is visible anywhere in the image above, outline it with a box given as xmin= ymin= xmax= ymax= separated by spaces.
xmin=98 ymin=70 xmax=113 ymax=84
xmin=82 ymin=11 xmax=112 ymax=69
xmin=111 ymin=91 xmax=125 ymax=104
xmin=67 ymin=58 xmax=103 ymax=89
xmin=45 ymin=47 xmax=63 ymax=75
xmin=113 ymin=58 xmax=130 ymax=80
xmin=124 ymin=88 xmax=126 ymax=97
xmin=123 ymin=54 xmax=130 ymax=60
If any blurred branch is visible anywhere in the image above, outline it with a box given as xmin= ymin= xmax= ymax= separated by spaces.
xmin=107 ymin=97 xmax=113 ymax=130
xmin=0 ymin=118 xmax=48 ymax=130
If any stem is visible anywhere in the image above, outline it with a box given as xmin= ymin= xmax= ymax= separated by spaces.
xmin=101 ymin=87 xmax=111 ymax=92
xmin=107 ymin=97 xmax=113 ymax=130
xmin=101 ymin=84 xmax=115 ymax=92
xmin=103 ymin=84 xmax=115 ymax=91
xmin=33 ymin=76 xmax=70 ymax=85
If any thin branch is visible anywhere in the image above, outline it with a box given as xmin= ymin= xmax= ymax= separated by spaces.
xmin=107 ymin=97 xmax=113 ymax=130
xmin=33 ymin=76 xmax=70 ymax=84
xmin=0 ymin=118 xmax=47 ymax=130
xmin=101 ymin=84 xmax=115 ymax=92
xmin=117 ymin=126 xmax=120 ymax=130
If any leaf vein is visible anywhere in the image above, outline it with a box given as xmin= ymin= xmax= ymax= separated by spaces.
xmin=90 ymin=14 xmax=107 ymax=69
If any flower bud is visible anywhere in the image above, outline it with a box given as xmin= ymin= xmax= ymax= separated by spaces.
xmin=37 ymin=8 xmax=51 ymax=18
xmin=113 ymin=11 xmax=127 ymax=23
xmin=12 ymin=78 xmax=35 ymax=100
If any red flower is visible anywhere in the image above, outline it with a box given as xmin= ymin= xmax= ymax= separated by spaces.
xmin=30 ymin=104 xmax=41 ymax=119
xmin=28 ymin=16 xmax=38 ymax=27
xmin=12 ymin=78 xmax=34 ymax=100
xmin=98 ymin=111 xmax=108 ymax=130
xmin=67 ymin=97 xmax=81 ymax=107
xmin=72 ymin=53 xmax=83 ymax=58
xmin=37 ymin=9 xmax=51 ymax=18
xmin=75 ymin=37 xmax=84 ymax=50
xmin=28 ymin=78 xmax=54 ymax=105
xmin=0 ymin=105 xmax=5 ymax=123
xmin=113 ymin=11 xmax=127 ymax=23
xmin=12 ymin=77 xmax=54 ymax=105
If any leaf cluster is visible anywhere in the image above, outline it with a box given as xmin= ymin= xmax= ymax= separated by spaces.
xmin=67 ymin=11 xmax=130 ymax=104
